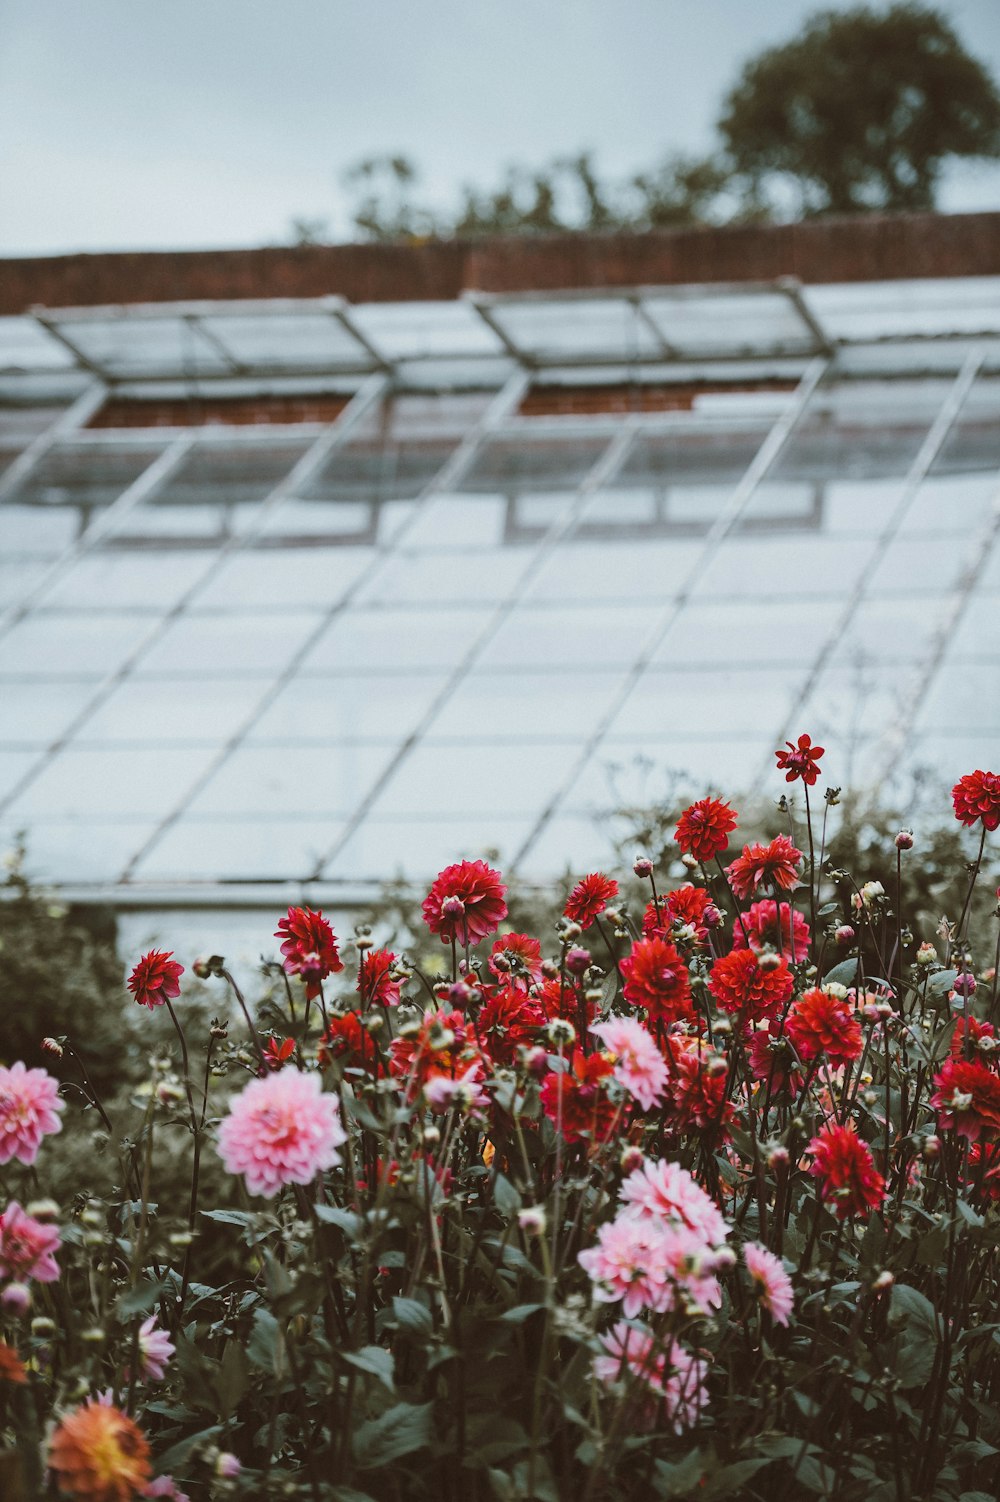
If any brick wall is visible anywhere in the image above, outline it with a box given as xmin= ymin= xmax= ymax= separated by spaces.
xmin=519 ymin=379 xmax=797 ymax=417
xmin=90 ymin=393 xmax=350 ymax=428
xmin=3 ymin=211 xmax=999 ymax=315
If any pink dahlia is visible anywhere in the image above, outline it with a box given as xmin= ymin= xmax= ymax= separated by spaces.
xmin=130 ymin=1316 xmax=175 ymax=1383
xmin=217 ymin=1068 xmax=347 ymax=1197
xmin=423 ymin=859 xmax=508 ymax=945
xmin=743 ymin=1242 xmax=794 ymax=1325
xmin=580 ymin=1214 xmax=721 ymax=1318
xmin=0 ymin=1061 xmax=64 ymax=1165
xmin=619 ymin=1158 xmax=729 ymax=1250
xmin=594 ymin=1322 xmax=710 ymax=1433
xmin=0 ymin=1201 xmax=61 ymax=1283
xmin=591 ymin=1016 xmax=668 ymax=1111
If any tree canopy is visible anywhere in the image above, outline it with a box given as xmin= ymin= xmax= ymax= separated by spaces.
xmin=719 ymin=4 xmax=1000 ymax=215
xmin=294 ymin=3 xmax=1000 ymax=242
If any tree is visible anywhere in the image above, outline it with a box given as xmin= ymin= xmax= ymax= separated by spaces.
xmin=719 ymin=3 xmax=1000 ymax=216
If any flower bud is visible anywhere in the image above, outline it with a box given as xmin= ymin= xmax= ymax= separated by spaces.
xmin=835 ymin=925 xmax=855 ymax=946
xmin=766 ymin=1144 xmax=789 ymax=1170
xmin=40 ymin=1037 xmax=64 ymax=1058
xmin=518 ymin=1207 xmax=547 ymax=1237
xmin=565 ymin=946 xmax=591 ymax=976
xmin=620 ymin=1144 xmax=645 ymax=1175
xmin=916 ymin=942 xmax=937 ymax=966
xmin=923 ymin=1134 xmax=941 ymax=1160
xmin=872 ymin=1269 xmax=894 ymax=1292
xmin=1 ymin=1283 xmax=30 ymax=1315
xmin=757 ymin=950 xmax=782 ymax=972
xmin=703 ymin=903 xmax=724 ymax=929
xmin=215 ymin=1452 xmax=242 ymax=1480
xmin=26 ymin=1198 xmax=59 ymax=1222
xmin=522 ymin=1045 xmax=549 ymax=1077
xmin=546 ymin=1019 xmax=576 ymax=1049
xmin=633 ymin=856 xmax=653 ymax=879
xmin=31 ymin=1316 xmax=56 ymax=1338
xmin=952 ymin=972 xmax=977 ymax=997
xmin=895 ymin=829 xmax=914 ymax=851
xmin=681 ymin=853 xmax=699 ymax=871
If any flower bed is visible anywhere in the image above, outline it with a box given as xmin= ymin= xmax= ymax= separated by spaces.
xmin=4 ymin=744 xmax=1000 ymax=1499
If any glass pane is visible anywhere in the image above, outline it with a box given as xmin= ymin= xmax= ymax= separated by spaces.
xmin=652 ymin=598 xmax=842 ymax=666
xmin=524 ymin=539 xmax=704 ymax=602
xmin=35 ymin=550 xmax=209 ymax=610
xmin=477 ymin=603 xmax=661 ymax=669
xmin=6 ymin=745 xmax=216 ymax=820
xmin=184 ymin=743 xmax=398 ymax=817
xmin=303 ymin=606 xmax=493 ymax=672
xmin=643 ymin=290 xmax=814 ymax=358
xmin=366 ymin=739 xmax=574 ymax=819
xmin=429 ymin=669 xmax=623 ymax=738
xmin=900 ymin=475 xmax=998 ymax=535
xmin=462 ymin=433 xmax=609 ymax=495
xmin=322 ymin=814 xmax=535 ymax=882
xmin=47 ymin=314 xmax=229 ymax=379
xmin=198 ymin=310 xmax=367 ymax=371
xmin=138 ymin=610 xmax=322 ymax=675
xmin=8 ymin=440 xmax=168 ymax=508
xmin=77 ymin=675 xmax=274 ymax=745
xmin=931 ymin=377 xmax=1000 ymax=476
xmin=693 ymin=535 xmax=870 ymax=599
xmin=250 ymin=671 xmax=448 ymax=742
xmin=487 ymin=298 xmax=663 ymax=362
xmin=351 ymin=301 xmax=502 ymax=360
xmin=0 ymin=612 xmax=152 ymax=676
xmin=132 ymin=815 xmax=348 ymax=882
xmin=770 ymin=381 xmax=944 ymax=481
xmin=606 ymin=665 xmax=801 ymax=738
xmin=0 ymin=680 xmax=101 ymax=744
xmin=353 ymin=545 xmax=534 ymax=606
xmin=207 ymin=546 xmax=378 ymax=608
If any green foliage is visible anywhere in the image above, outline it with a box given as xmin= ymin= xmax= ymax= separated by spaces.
xmin=719 ymin=3 xmax=1000 ymax=215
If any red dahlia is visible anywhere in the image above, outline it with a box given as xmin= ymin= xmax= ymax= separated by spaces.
xmin=786 ymin=987 xmax=863 ymax=1067
xmin=319 ymin=1010 xmax=380 ymax=1074
xmin=423 ymin=860 xmax=508 ymax=945
xmin=564 ymin=872 xmax=619 ymax=929
xmin=644 ymin=885 xmax=713 ymax=945
xmin=263 ymin=1036 xmax=295 ymax=1070
xmin=808 ymin=1122 xmax=885 ymax=1220
xmin=747 ymin=1019 xmax=802 ymax=1096
xmin=775 ymin=732 xmax=825 ymax=786
xmin=537 ymin=976 xmax=598 ymax=1028
xmin=389 ymin=1008 xmax=486 ymax=1101
xmin=674 ymin=797 xmax=738 ymax=864
xmin=664 ymin=1040 xmax=733 ymax=1144
xmin=932 ymin=1056 xmax=1000 ymax=1142
xmin=479 ymin=986 xmax=548 ymax=1065
xmin=127 ymin=950 xmax=183 ymax=1010
xmin=949 ymin=1016 xmax=997 ymax=1062
xmin=621 ymin=937 xmax=693 ymax=1025
xmin=357 ymin=949 xmax=401 ymax=1010
xmin=488 ymin=932 xmax=544 ymax=989
xmin=726 ymin=835 xmax=802 ymax=901
xmin=731 ymin=898 xmax=810 ymax=963
xmin=952 ymin=770 xmax=1000 ymax=832
xmin=540 ymin=1051 xmax=617 ymax=1146
xmin=275 ymin=906 xmax=344 ymax=1000
xmin=708 ymin=948 xmax=792 ymax=1024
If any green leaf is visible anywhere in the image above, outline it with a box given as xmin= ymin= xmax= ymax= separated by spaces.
xmin=115 ymin=1278 xmax=168 ymax=1320
xmin=341 ymin=1344 xmax=395 ymax=1391
xmin=155 ymin=1424 xmax=223 ymax=1474
xmin=391 ymin=1295 xmax=434 ymax=1337
xmin=823 ymin=958 xmax=863 ymax=988
xmin=653 ymin=1448 xmax=706 ymax=1497
xmin=314 ymin=1204 xmax=362 ymax=1237
xmin=200 ymin=1208 xmax=256 ymax=1228
xmin=493 ymin=1174 xmax=522 ymax=1216
xmin=247 ymin=1308 xmax=281 ymax=1374
xmin=794 ymin=1455 xmax=838 ymax=1493
xmin=353 ymin=1401 xmax=434 ymax=1469
xmin=498 ymin=1303 xmax=546 ymax=1324
xmin=928 ymin=968 xmax=959 ymax=997
xmin=217 ymin=1340 xmax=248 ymax=1421
xmin=701 ymin=1459 xmax=774 ymax=1500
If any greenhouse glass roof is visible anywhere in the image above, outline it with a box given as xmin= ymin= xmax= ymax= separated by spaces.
xmin=1 ymin=277 xmax=999 ymax=904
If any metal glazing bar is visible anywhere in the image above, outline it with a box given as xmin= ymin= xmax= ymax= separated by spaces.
xmin=0 ymin=373 xmax=390 ymax=823
xmin=0 ymin=380 xmax=108 ymax=505
xmin=30 ymin=311 xmax=109 ymax=379
xmin=633 ymin=296 xmax=680 ymax=360
xmin=186 ymin=315 xmax=247 ymax=375
xmin=777 ymin=277 xmax=834 ymax=356
xmin=509 ymin=353 xmax=830 ymax=873
xmin=310 ymin=416 xmax=643 ymax=880
xmin=465 ymin=296 xmax=534 ymax=367
xmin=0 ymin=432 xmax=197 ymax=642
xmin=874 ymin=465 xmax=1000 ymax=781
xmin=326 ymin=299 xmax=393 ymax=373
xmin=756 ymin=348 xmax=984 ymax=793
xmin=115 ymin=367 xmax=532 ymax=881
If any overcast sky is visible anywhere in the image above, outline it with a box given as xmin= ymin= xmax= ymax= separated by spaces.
xmin=2 ymin=0 xmax=999 ymax=256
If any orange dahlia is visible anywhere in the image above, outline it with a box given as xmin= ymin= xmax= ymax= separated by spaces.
xmin=49 ymin=1398 xmax=151 ymax=1502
